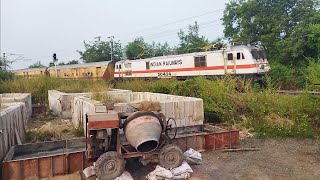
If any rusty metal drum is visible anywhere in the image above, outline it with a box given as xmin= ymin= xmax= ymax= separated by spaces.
xmin=124 ymin=111 xmax=162 ymax=153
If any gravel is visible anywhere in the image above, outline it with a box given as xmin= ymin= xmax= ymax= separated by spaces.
xmin=127 ymin=138 xmax=320 ymax=180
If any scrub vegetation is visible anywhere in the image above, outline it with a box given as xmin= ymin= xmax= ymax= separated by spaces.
xmin=0 ymin=77 xmax=110 ymax=105
xmin=115 ymin=74 xmax=320 ymax=138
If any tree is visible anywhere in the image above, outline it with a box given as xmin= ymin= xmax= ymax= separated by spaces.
xmin=28 ymin=61 xmax=45 ymax=68
xmin=78 ymin=37 xmax=123 ymax=63
xmin=149 ymin=42 xmax=171 ymax=57
xmin=0 ymin=58 xmax=14 ymax=81
xmin=66 ymin=60 xmax=79 ymax=65
xmin=223 ymin=0 xmax=320 ymax=65
xmin=49 ymin=62 xmax=55 ymax=67
xmin=125 ymin=37 xmax=172 ymax=59
xmin=125 ymin=37 xmax=149 ymax=59
xmin=176 ymin=21 xmax=210 ymax=53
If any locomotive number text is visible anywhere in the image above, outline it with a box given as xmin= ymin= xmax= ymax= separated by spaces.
xmin=158 ymin=72 xmax=172 ymax=77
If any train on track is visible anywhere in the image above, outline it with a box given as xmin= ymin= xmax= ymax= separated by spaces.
xmin=13 ymin=45 xmax=270 ymax=83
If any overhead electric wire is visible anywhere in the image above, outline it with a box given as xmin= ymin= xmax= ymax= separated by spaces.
xmin=124 ymin=8 xmax=224 ymax=37
xmin=144 ymin=22 xmax=222 ymax=41
xmin=141 ymin=19 xmax=221 ymax=39
xmin=26 ymin=8 xmax=224 ymax=62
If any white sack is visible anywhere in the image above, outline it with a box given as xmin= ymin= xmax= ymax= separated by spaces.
xmin=115 ymin=171 xmax=134 ymax=180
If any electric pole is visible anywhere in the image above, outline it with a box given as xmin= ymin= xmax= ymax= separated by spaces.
xmin=108 ymin=36 xmax=114 ymax=61
xmin=3 ymin=53 xmax=5 ymax=70
xmin=0 ymin=0 xmax=2 ymax=65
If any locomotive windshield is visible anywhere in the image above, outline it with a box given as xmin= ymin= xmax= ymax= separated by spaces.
xmin=251 ymin=49 xmax=267 ymax=60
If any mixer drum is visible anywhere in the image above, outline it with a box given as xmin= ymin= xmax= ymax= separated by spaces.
xmin=124 ymin=111 xmax=162 ymax=153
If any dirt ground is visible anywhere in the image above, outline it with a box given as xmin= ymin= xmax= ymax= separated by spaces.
xmin=126 ymin=138 xmax=320 ymax=180
xmin=26 ymin=116 xmax=320 ymax=180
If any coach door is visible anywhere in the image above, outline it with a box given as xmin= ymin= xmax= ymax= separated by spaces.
xmin=224 ymin=51 xmax=237 ymax=74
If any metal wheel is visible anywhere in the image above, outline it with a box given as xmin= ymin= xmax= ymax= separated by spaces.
xmin=158 ymin=144 xmax=183 ymax=169
xmin=95 ymin=151 xmax=125 ymax=180
xmin=165 ymin=118 xmax=177 ymax=140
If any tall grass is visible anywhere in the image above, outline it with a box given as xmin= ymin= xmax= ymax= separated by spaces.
xmin=115 ymin=77 xmax=320 ymax=138
xmin=0 ymin=77 xmax=110 ymax=104
xmin=1 ymin=75 xmax=319 ymax=138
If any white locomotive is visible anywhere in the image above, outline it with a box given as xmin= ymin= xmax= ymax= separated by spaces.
xmin=114 ymin=45 xmax=270 ymax=82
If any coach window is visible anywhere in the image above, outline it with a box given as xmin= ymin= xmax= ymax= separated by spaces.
xmin=146 ymin=62 xmax=150 ymax=70
xmin=227 ymin=53 xmax=233 ymax=60
xmin=194 ymin=56 xmax=207 ymax=67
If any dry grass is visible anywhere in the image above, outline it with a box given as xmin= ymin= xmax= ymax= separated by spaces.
xmin=25 ymin=112 xmax=84 ymax=143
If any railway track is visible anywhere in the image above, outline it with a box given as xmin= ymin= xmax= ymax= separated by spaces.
xmin=278 ymin=90 xmax=320 ymax=95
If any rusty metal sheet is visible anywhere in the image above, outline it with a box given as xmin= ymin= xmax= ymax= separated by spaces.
xmin=39 ymin=157 xmax=51 ymax=178
xmin=22 ymin=159 xmax=39 ymax=180
xmin=2 ymin=161 xmax=21 ymax=180
xmin=2 ymin=138 xmax=91 ymax=180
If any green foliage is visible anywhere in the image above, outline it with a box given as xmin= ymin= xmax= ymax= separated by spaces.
xmin=91 ymin=93 xmax=125 ymax=103
xmin=49 ymin=62 xmax=55 ymax=67
xmin=306 ymin=58 xmax=320 ymax=90
xmin=0 ymin=70 xmax=14 ymax=82
xmin=125 ymin=37 xmax=149 ymax=59
xmin=176 ymin=21 xmax=210 ymax=53
xmin=66 ymin=60 xmax=79 ymax=65
xmin=125 ymin=37 xmax=171 ymax=59
xmin=58 ymin=60 xmax=80 ymax=66
xmin=223 ymin=0 xmax=320 ymax=65
xmin=269 ymin=63 xmax=305 ymax=89
xmin=115 ymin=78 xmax=320 ymax=138
xmin=78 ymin=37 xmax=123 ymax=63
xmin=28 ymin=61 xmax=45 ymax=68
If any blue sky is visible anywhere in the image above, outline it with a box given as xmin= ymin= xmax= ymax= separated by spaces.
xmin=1 ymin=0 xmax=229 ymax=69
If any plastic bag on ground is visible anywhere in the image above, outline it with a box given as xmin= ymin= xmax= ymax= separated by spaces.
xmin=172 ymin=161 xmax=193 ymax=176
xmin=183 ymin=148 xmax=202 ymax=164
xmin=114 ymin=171 xmax=134 ymax=180
xmin=146 ymin=162 xmax=193 ymax=180
xmin=146 ymin=165 xmax=173 ymax=180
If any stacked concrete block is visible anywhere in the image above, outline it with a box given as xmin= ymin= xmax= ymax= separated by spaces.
xmin=49 ymin=89 xmax=204 ymax=131
xmin=107 ymin=92 xmax=204 ymax=127
xmin=0 ymin=93 xmax=32 ymax=120
xmin=0 ymin=102 xmax=27 ymax=162
xmin=72 ymin=96 xmax=109 ymax=132
xmin=48 ymin=89 xmax=133 ymax=119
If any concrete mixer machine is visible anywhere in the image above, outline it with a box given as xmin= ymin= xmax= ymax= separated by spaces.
xmin=86 ymin=111 xmax=183 ymax=179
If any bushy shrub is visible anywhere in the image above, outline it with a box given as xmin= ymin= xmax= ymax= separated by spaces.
xmin=115 ymin=77 xmax=320 ymax=138
xmin=306 ymin=59 xmax=320 ymax=91
xmin=0 ymin=70 xmax=14 ymax=81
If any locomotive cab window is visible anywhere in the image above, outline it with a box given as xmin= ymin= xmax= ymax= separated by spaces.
xmin=194 ymin=56 xmax=207 ymax=67
xmin=237 ymin=52 xmax=245 ymax=60
xmin=237 ymin=53 xmax=241 ymax=60
xmin=227 ymin=53 xmax=233 ymax=60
